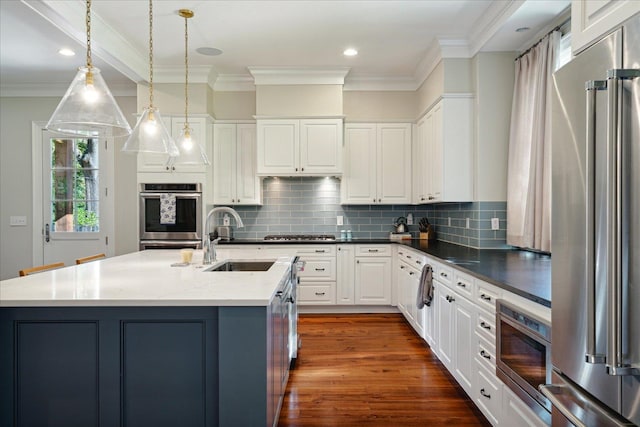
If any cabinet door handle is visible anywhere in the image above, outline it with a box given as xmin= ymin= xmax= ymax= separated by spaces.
xmin=480 ymin=321 xmax=491 ymax=330
xmin=315 ymin=292 xmax=325 ymax=296
xmin=276 ymin=291 xmax=283 ymax=298
xmin=415 ymin=260 xmax=422 ymax=265
xmin=295 ymin=167 xmax=298 ymax=171
xmin=446 ymin=295 xmax=454 ymax=303
xmin=368 ymin=249 xmax=379 ymax=253
xmin=315 ymin=249 xmax=326 ymax=253
xmin=480 ymin=350 xmax=491 ymax=360
xmin=378 ymin=198 xmax=381 ymax=202
xmin=407 ymin=255 xmax=412 ymax=259
xmin=165 ymin=166 xmax=170 ymax=171
xmin=237 ymin=199 xmax=240 ymax=203
xmin=457 ymin=281 xmax=466 ymax=288
xmin=440 ymin=272 xmax=448 ymax=278
xmin=400 ymin=265 xmax=405 ymax=269
xmin=409 ymin=272 xmax=415 ymax=276
xmin=172 ymin=166 xmax=176 ymax=171
xmin=480 ymin=294 xmax=491 ymax=301
xmin=315 ymin=268 xmax=325 ymax=272
xmin=373 ymin=198 xmax=376 ymax=202
xmin=301 ymin=167 xmax=304 ymax=171
xmin=398 ymin=251 xmax=403 ymax=255
xmin=480 ymin=388 xmax=491 ymax=399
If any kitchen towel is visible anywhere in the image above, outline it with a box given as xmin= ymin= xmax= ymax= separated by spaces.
xmin=160 ymin=193 xmax=176 ymax=225
xmin=417 ymin=264 xmax=433 ymax=309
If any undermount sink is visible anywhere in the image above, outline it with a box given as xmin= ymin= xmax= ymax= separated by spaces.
xmin=204 ymin=260 xmax=276 ymax=272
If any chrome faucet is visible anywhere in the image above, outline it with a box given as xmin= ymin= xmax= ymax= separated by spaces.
xmin=202 ymin=207 xmax=245 ymax=264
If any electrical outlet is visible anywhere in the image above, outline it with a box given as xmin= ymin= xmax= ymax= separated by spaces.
xmin=466 ymin=218 xmax=470 ymax=229
xmin=406 ymin=213 xmax=413 ymax=225
xmin=337 ymin=215 xmax=343 ymax=226
xmin=10 ymin=216 xmax=27 ymax=226
xmin=491 ymin=218 xmax=500 ymax=230
xmin=448 ymin=217 xmax=451 ymax=227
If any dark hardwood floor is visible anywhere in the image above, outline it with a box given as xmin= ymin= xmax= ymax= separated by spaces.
xmin=278 ymin=314 xmax=491 ymax=427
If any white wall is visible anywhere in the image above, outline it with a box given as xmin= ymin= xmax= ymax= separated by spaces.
xmin=343 ymin=91 xmax=416 ymax=121
xmin=137 ymin=83 xmax=210 ymax=115
xmin=472 ymin=52 xmax=515 ymax=201
xmin=256 ymin=85 xmax=343 ymax=116
xmin=213 ymin=91 xmax=256 ymax=120
xmin=0 ymin=95 xmax=138 ymax=280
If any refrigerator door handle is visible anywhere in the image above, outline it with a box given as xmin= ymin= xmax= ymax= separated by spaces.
xmin=540 ymin=372 xmax=637 ymax=427
xmin=585 ymin=80 xmax=607 ymax=365
xmin=605 ymin=69 xmax=640 ymax=376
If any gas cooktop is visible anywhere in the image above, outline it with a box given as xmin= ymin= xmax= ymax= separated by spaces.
xmin=263 ymin=234 xmax=336 ymax=241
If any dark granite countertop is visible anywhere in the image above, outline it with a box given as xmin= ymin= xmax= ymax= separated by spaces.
xmin=220 ymin=238 xmax=551 ymax=307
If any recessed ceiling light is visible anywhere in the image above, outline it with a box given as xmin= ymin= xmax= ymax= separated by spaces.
xmin=343 ymin=48 xmax=358 ymax=57
xmin=515 ymin=27 xmax=530 ymax=33
xmin=58 ymin=48 xmax=76 ymax=57
xmin=196 ymin=47 xmax=223 ymax=56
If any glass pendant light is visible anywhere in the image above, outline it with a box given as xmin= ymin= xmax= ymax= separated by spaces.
xmin=46 ymin=0 xmax=131 ymax=137
xmin=122 ymin=0 xmax=178 ymax=155
xmin=171 ymin=9 xmax=210 ymax=165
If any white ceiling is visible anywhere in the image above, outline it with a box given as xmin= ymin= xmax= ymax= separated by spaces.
xmin=0 ymin=0 xmax=569 ymax=95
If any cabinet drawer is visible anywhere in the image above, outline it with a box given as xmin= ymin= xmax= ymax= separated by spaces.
xmin=355 ymin=245 xmax=391 ymax=257
xmin=298 ymin=258 xmax=336 ymax=281
xmin=453 ymin=271 xmax=474 ymax=299
xmin=476 ymin=310 xmax=496 ymax=341
xmin=293 ymin=245 xmax=336 ymax=256
xmin=475 ymin=361 xmax=503 ymax=426
xmin=475 ymin=332 xmax=496 ymax=369
xmin=298 ymin=283 xmax=336 ymax=304
xmin=435 ymin=264 xmax=453 ymax=286
xmin=476 ymin=281 xmax=501 ymax=312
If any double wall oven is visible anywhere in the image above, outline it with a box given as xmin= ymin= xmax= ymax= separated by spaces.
xmin=139 ymin=183 xmax=203 ymax=250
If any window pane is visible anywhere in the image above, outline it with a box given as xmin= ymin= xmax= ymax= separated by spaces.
xmin=49 ymin=137 xmax=100 ymax=233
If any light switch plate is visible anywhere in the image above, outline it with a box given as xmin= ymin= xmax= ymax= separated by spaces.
xmin=491 ymin=218 xmax=500 ymax=230
xmin=10 ymin=216 xmax=27 ymax=226
xmin=466 ymin=218 xmax=470 ymax=229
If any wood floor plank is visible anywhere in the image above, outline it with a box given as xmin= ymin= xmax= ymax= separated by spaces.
xmin=279 ymin=314 xmax=491 ymax=426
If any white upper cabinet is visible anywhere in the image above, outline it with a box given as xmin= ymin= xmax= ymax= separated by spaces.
xmin=137 ymin=116 xmax=211 ymax=174
xmin=342 ymin=123 xmax=412 ymax=204
xmin=414 ymin=97 xmax=473 ymax=204
xmin=571 ymin=0 xmax=640 ymax=54
xmin=213 ymin=123 xmax=261 ymax=205
xmin=256 ymin=119 xmax=343 ymax=176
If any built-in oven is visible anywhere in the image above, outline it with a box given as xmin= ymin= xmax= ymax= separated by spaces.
xmin=139 ymin=183 xmax=202 ymax=250
xmin=496 ymin=299 xmax=552 ymax=425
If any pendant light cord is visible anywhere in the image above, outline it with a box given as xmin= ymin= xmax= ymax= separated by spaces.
xmin=183 ymin=13 xmax=189 ymax=128
xmin=85 ymin=0 xmax=92 ymax=68
xmin=149 ymin=0 xmax=154 ymax=108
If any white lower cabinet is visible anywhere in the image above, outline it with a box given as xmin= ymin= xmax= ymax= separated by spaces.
xmin=355 ymin=257 xmax=392 ymax=304
xmin=435 ymin=280 xmax=454 ymax=370
xmin=474 ymin=361 xmax=503 ymax=426
xmin=396 ymin=255 xmax=425 ymax=337
xmin=502 ymin=385 xmax=548 ymax=427
xmin=337 ymin=245 xmax=355 ymax=304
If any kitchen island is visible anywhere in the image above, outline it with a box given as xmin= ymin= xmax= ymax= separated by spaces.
xmin=0 ymin=249 xmax=297 ymax=427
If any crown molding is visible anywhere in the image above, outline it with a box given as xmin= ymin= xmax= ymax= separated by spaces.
xmin=0 ymin=82 xmax=136 ymax=97
xmin=212 ymin=74 xmax=256 ymax=92
xmin=437 ymin=38 xmax=471 ymax=58
xmin=413 ymin=40 xmax=443 ymax=90
xmin=153 ymin=66 xmax=212 ymax=84
xmin=343 ymin=76 xmax=418 ymax=91
xmin=248 ymin=67 xmax=351 ymax=85
xmin=467 ymin=0 xmax=526 ymax=56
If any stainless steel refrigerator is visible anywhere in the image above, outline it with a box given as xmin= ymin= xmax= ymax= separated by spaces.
xmin=540 ymin=12 xmax=640 ymax=427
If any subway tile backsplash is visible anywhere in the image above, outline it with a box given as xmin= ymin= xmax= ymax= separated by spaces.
xmin=212 ymin=177 xmax=509 ymax=249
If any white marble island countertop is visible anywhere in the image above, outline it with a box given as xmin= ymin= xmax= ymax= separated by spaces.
xmin=0 ymin=249 xmax=295 ymax=307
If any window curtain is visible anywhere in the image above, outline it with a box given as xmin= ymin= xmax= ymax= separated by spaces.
xmin=506 ymin=31 xmax=561 ymax=253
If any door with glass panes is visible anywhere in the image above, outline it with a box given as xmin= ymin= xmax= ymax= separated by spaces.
xmin=42 ymin=130 xmax=112 ymax=265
